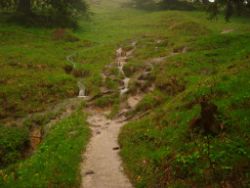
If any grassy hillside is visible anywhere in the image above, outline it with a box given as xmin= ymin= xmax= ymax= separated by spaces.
xmin=0 ymin=26 xmax=78 ymax=122
xmin=119 ymin=12 xmax=250 ymax=188
xmin=0 ymin=0 xmax=250 ymax=187
xmin=0 ymin=108 xmax=90 ymax=187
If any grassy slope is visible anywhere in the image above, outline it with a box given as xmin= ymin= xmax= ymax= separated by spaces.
xmin=119 ymin=11 xmax=250 ymax=188
xmin=0 ymin=0 xmax=250 ymax=187
xmin=0 ymin=0 xmax=186 ymax=168
xmin=81 ymin=3 xmax=250 ymax=186
xmin=0 ymin=0 xmax=171 ymax=122
xmin=0 ymin=108 xmax=90 ymax=187
xmin=0 ymin=26 xmax=79 ymax=122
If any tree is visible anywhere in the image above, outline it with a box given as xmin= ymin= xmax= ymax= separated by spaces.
xmin=0 ymin=0 xmax=88 ymax=27
xmin=130 ymin=0 xmax=195 ymax=11
xmin=17 ymin=0 xmax=31 ymax=15
xmin=131 ymin=0 xmax=156 ymax=10
xmin=206 ymin=0 xmax=250 ymax=21
xmin=159 ymin=0 xmax=195 ymax=10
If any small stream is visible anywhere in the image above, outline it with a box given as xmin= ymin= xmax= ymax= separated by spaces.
xmin=66 ymin=42 xmax=136 ymax=98
xmin=66 ymin=54 xmax=88 ymax=98
xmin=116 ymin=43 xmax=136 ymax=96
xmin=77 ymin=80 xmax=87 ymax=98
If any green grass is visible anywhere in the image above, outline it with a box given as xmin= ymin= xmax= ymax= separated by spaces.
xmin=0 ymin=27 xmax=79 ymax=121
xmin=1 ymin=1 xmax=249 ymax=121
xmin=0 ymin=108 xmax=90 ymax=188
xmin=119 ymin=18 xmax=250 ymax=188
xmin=1 ymin=0 xmax=250 ymax=187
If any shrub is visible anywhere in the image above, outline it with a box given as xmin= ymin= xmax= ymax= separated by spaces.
xmin=0 ymin=126 xmax=29 ymax=168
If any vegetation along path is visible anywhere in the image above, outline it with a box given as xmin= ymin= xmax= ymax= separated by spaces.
xmin=1 ymin=0 xmax=250 ymax=187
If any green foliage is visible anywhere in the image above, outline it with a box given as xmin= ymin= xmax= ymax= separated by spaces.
xmin=206 ymin=0 xmax=250 ymax=21
xmin=158 ymin=0 xmax=196 ymax=11
xmin=0 ymin=0 xmax=88 ymax=27
xmin=130 ymin=0 xmax=156 ymax=10
xmin=130 ymin=0 xmax=196 ymax=11
xmin=0 ymin=126 xmax=29 ymax=168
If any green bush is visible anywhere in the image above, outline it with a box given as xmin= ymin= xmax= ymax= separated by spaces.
xmin=1 ymin=109 xmax=90 ymax=187
xmin=0 ymin=126 xmax=29 ymax=168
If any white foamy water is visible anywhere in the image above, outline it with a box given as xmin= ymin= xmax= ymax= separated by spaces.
xmin=116 ymin=45 xmax=135 ymax=96
xmin=77 ymin=81 xmax=87 ymax=98
xmin=66 ymin=54 xmax=88 ymax=98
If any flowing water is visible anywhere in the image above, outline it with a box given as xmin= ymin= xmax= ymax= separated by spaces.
xmin=116 ymin=44 xmax=136 ymax=96
xmin=66 ymin=54 xmax=88 ymax=98
xmin=78 ymin=81 xmax=87 ymax=98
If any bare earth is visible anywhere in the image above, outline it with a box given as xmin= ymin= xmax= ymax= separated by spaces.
xmin=80 ymin=108 xmax=133 ymax=188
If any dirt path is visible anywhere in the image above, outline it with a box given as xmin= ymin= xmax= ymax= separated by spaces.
xmin=80 ymin=45 xmax=136 ymax=188
xmin=79 ymin=39 xmax=186 ymax=187
xmin=80 ymin=109 xmax=132 ymax=188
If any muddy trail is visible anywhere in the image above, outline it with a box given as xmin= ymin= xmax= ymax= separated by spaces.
xmin=81 ymin=98 xmax=142 ymax=188
xmin=81 ymin=108 xmax=132 ymax=188
xmin=79 ymin=40 xmax=187 ymax=187
xmin=80 ymin=44 xmax=139 ymax=188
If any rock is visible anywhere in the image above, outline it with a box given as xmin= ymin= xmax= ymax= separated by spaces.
xmin=113 ymin=147 xmax=120 ymax=150
xmin=85 ymin=170 xmax=95 ymax=176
